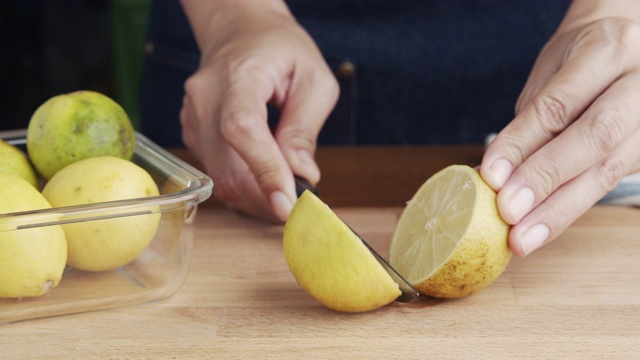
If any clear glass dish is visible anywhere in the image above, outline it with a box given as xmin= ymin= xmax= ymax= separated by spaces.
xmin=0 ymin=129 xmax=213 ymax=324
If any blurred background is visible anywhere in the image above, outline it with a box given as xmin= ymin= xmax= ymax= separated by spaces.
xmin=1 ymin=0 xmax=150 ymax=131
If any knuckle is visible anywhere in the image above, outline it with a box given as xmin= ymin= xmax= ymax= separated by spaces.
xmin=530 ymin=162 xmax=563 ymax=196
xmin=183 ymin=75 xmax=199 ymax=97
xmin=497 ymin=133 xmax=530 ymax=164
xmin=532 ymin=91 xmax=572 ymax=134
xmin=219 ymin=109 xmax=261 ymax=141
xmin=586 ymin=111 xmax=626 ymax=154
xmin=228 ymin=56 xmax=272 ymax=84
xmin=183 ymin=69 xmax=213 ymax=98
xmin=276 ymin=116 xmax=319 ymax=149
xmin=298 ymin=64 xmax=341 ymax=106
xmin=595 ymin=157 xmax=626 ymax=194
xmin=598 ymin=18 xmax=640 ymax=55
xmin=251 ymin=163 xmax=282 ymax=193
xmin=317 ymin=68 xmax=340 ymax=102
xmin=278 ymin=126 xmax=317 ymax=149
xmin=570 ymin=18 xmax=640 ymax=65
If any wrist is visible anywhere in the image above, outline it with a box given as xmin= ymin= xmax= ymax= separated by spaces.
xmin=179 ymin=0 xmax=292 ymax=49
xmin=558 ymin=0 xmax=640 ymax=32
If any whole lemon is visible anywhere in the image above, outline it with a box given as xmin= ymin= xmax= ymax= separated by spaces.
xmin=27 ymin=90 xmax=135 ymax=180
xmin=0 ymin=173 xmax=67 ymax=298
xmin=42 ymin=156 xmax=161 ymax=272
xmin=0 ymin=139 xmax=39 ymax=189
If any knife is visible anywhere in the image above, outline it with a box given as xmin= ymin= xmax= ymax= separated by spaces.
xmin=294 ymin=175 xmax=419 ymax=303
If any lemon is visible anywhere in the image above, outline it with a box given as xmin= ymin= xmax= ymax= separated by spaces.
xmin=27 ymin=90 xmax=135 ymax=180
xmin=0 ymin=173 xmax=67 ymax=298
xmin=283 ymin=190 xmax=401 ymax=313
xmin=0 ymin=139 xmax=39 ymax=189
xmin=42 ymin=156 xmax=160 ymax=272
xmin=389 ymin=165 xmax=511 ymax=299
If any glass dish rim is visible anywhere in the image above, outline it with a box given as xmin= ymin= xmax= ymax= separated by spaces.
xmin=0 ymin=129 xmax=213 ymax=230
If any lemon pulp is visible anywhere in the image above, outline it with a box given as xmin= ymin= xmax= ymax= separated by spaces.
xmin=389 ymin=165 xmax=511 ymax=299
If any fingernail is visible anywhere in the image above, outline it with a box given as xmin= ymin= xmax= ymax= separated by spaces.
xmin=519 ymin=223 xmax=550 ymax=255
xmin=508 ymin=187 xmax=535 ymax=223
xmin=487 ymin=158 xmax=513 ymax=189
xmin=271 ymin=191 xmax=295 ymax=221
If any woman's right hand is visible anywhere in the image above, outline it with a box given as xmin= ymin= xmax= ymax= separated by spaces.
xmin=179 ymin=0 xmax=339 ymax=222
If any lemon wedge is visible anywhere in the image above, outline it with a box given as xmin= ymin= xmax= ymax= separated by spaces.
xmin=283 ymin=190 xmax=401 ymax=312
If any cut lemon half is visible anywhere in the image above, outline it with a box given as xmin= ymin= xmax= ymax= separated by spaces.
xmin=389 ymin=165 xmax=511 ymax=299
xmin=283 ymin=190 xmax=401 ymax=313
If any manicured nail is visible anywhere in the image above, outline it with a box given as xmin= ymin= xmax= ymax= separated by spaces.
xmin=271 ymin=191 xmax=295 ymax=221
xmin=487 ymin=158 xmax=513 ymax=189
xmin=519 ymin=223 xmax=550 ymax=255
xmin=508 ymin=187 xmax=535 ymax=223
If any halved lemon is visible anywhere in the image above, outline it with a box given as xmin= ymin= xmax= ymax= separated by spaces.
xmin=389 ymin=165 xmax=511 ymax=299
xmin=283 ymin=191 xmax=401 ymax=312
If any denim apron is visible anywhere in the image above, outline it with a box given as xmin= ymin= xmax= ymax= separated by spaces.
xmin=140 ymin=0 xmax=571 ymax=147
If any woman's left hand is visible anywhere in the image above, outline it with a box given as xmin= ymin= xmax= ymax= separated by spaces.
xmin=481 ymin=15 xmax=640 ymax=256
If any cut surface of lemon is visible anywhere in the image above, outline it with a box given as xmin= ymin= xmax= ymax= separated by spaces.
xmin=283 ymin=190 xmax=401 ymax=313
xmin=389 ymin=165 xmax=511 ymax=299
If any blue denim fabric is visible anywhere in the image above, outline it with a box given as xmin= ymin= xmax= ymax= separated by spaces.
xmin=140 ymin=0 xmax=571 ymax=147
xmin=140 ymin=0 xmax=198 ymax=147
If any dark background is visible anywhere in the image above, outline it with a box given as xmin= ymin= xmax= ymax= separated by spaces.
xmin=2 ymin=1 xmax=570 ymax=147
xmin=1 ymin=0 xmax=149 ymax=132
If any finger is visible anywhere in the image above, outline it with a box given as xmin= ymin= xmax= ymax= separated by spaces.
xmin=211 ymin=156 xmax=283 ymax=223
xmin=496 ymin=72 xmax=640 ymax=224
xmin=514 ymin=33 xmax=570 ymax=114
xmin=180 ymin=95 xmax=204 ymax=162
xmin=183 ymin=69 xmax=287 ymax=222
xmin=508 ymin=129 xmax=640 ymax=256
xmin=220 ymin=64 xmax=297 ymax=221
xmin=482 ymin=21 xmax=638 ymax=191
xmin=275 ymin=64 xmax=339 ymax=185
xmin=182 ymin=70 xmax=224 ymax=163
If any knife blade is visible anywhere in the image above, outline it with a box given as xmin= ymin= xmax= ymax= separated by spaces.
xmin=293 ymin=175 xmax=419 ymax=303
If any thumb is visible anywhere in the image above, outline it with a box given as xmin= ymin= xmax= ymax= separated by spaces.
xmin=275 ymin=68 xmax=339 ymax=185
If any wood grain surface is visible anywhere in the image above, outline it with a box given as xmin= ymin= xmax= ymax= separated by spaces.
xmin=172 ymin=144 xmax=485 ymax=207
xmin=2 ymin=146 xmax=639 ymax=359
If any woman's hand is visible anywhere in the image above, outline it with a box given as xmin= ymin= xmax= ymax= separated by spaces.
xmin=482 ymin=3 xmax=640 ymax=256
xmin=179 ymin=0 xmax=339 ymax=223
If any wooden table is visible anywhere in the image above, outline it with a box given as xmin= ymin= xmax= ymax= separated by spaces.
xmin=3 ymin=146 xmax=640 ymax=358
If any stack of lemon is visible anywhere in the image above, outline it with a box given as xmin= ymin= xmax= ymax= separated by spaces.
xmin=0 ymin=91 xmax=160 ymax=299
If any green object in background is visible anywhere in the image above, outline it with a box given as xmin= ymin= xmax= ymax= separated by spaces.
xmin=110 ymin=0 xmax=151 ymax=130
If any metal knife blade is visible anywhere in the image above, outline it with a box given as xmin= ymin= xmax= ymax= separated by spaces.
xmin=293 ymin=175 xmax=419 ymax=303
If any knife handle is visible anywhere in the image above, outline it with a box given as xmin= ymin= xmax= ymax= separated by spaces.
xmin=294 ymin=175 xmax=318 ymax=198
